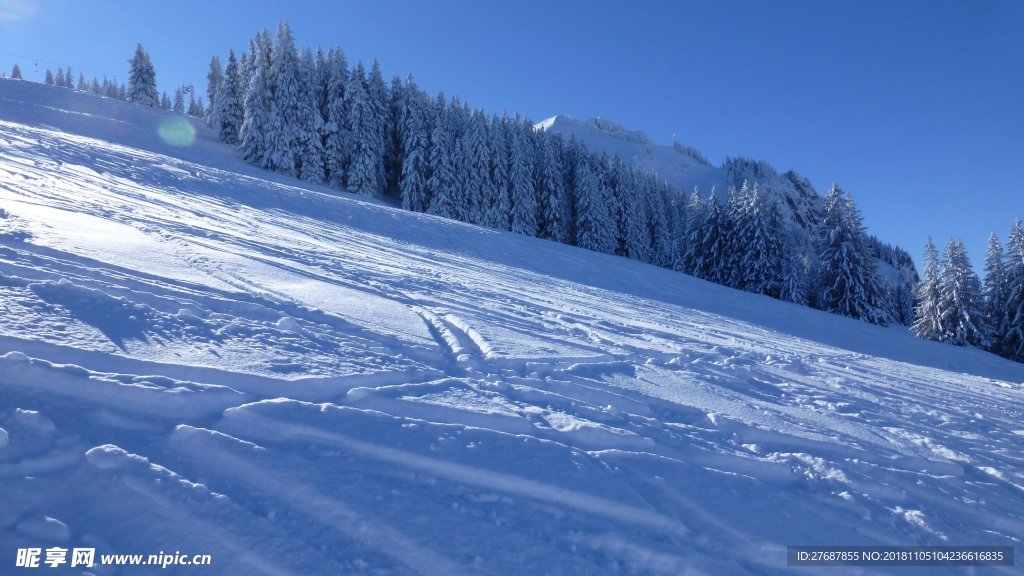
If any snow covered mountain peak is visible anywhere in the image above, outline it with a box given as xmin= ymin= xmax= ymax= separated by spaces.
xmin=536 ymin=112 xmax=726 ymax=194
xmin=536 ymin=114 xmax=652 ymax=146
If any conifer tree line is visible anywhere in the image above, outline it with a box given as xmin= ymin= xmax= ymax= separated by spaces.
xmin=33 ymin=59 xmax=129 ymax=101
xmin=203 ymin=21 xmax=908 ymax=327
xmin=913 ymin=219 xmax=1024 ymax=362
xmin=20 ymin=44 xmax=206 ymax=118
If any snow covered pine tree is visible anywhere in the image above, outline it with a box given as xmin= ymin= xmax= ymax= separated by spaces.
xmin=127 ymin=44 xmax=159 ymax=107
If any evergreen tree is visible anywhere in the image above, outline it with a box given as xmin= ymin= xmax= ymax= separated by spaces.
xmin=483 ymin=113 xmax=511 ymax=230
xmin=721 ymin=183 xmax=745 ymax=287
xmin=459 ymin=110 xmax=490 ymax=224
xmin=509 ymin=118 xmax=538 ymax=236
xmin=780 ymin=251 xmax=810 ymax=305
xmin=734 ymin=183 xmax=785 ymax=297
xmin=889 ymin=281 xmax=915 ymax=327
xmin=55 ymin=67 xmax=65 ymax=88
xmin=213 ymin=50 xmax=244 ymax=144
xmin=103 ymin=77 xmax=118 ymax=98
xmin=160 ymin=92 xmax=171 ymax=110
xmin=263 ymin=20 xmax=304 ymax=177
xmin=558 ymin=137 xmax=582 ymax=241
xmin=240 ymin=29 xmax=273 ymax=167
xmin=323 ymin=47 xmax=350 ymax=188
xmin=398 ymin=75 xmax=431 ymax=212
xmin=614 ymin=159 xmax=651 ymax=262
xmin=387 ymin=75 xmax=406 ymax=195
xmin=64 ymin=66 xmax=73 ymax=89
xmin=938 ymin=238 xmax=987 ymax=347
xmin=11 ymin=64 xmax=21 ymax=80
xmin=173 ymin=88 xmax=185 ymax=113
xmin=426 ymin=95 xmax=458 ymax=218
xmin=605 ymin=156 xmax=627 ymax=256
xmin=1003 ymin=219 xmax=1024 ymax=361
xmin=127 ymin=43 xmax=159 ymax=107
xmin=538 ymin=133 xmax=570 ymax=243
xmin=444 ymin=99 xmax=471 ymax=219
xmin=573 ymin=158 xmax=616 ymax=254
xmin=648 ymin=180 xmax=675 ymax=267
xmin=238 ymin=52 xmax=252 ymax=93
xmin=44 ymin=69 xmax=54 ymax=85
xmin=206 ymin=55 xmax=223 ymax=124
xmin=296 ymin=48 xmax=326 ymax=183
xmin=366 ymin=61 xmax=393 ymax=196
xmin=314 ymin=47 xmax=331 ymax=120
xmin=683 ymin=188 xmax=706 ymax=275
xmin=696 ymin=187 xmax=731 ymax=283
xmin=399 ymin=88 xmax=431 ymax=212
xmin=983 ymin=233 xmax=1008 ymax=354
xmin=816 ymin=184 xmax=890 ymax=324
xmin=77 ymin=73 xmax=86 ymax=91
xmin=345 ymin=62 xmax=384 ymax=195
xmin=667 ymin=186 xmax=689 ymax=270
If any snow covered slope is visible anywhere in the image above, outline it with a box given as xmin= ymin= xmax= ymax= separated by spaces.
xmin=2 ymin=79 xmax=1023 ymax=575
xmin=536 ymin=114 xmax=728 ymax=195
xmin=536 ymin=114 xmax=919 ymax=313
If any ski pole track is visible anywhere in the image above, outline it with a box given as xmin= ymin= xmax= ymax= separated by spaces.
xmin=214 ymin=405 xmax=694 ymax=537
xmin=169 ymin=425 xmax=469 ymax=576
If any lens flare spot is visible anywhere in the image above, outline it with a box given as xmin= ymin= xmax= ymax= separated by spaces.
xmin=157 ymin=117 xmax=196 ymax=147
xmin=0 ymin=0 xmax=37 ymax=22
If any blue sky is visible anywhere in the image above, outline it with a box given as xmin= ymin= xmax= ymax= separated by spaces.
xmin=2 ymin=0 xmax=1021 ymax=269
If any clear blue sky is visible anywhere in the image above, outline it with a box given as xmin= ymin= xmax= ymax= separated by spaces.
xmin=2 ymin=0 xmax=1022 ymax=269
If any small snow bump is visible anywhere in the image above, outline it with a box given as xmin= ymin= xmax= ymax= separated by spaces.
xmin=2 ymin=351 xmax=29 ymax=362
xmin=14 ymin=409 xmax=57 ymax=433
xmin=15 ymin=515 xmax=70 ymax=541
xmin=977 ymin=466 xmax=1007 ymax=481
xmin=275 ymin=315 xmax=303 ymax=333
xmin=55 ymin=363 xmax=90 ymax=378
xmin=890 ymin=506 xmax=946 ymax=539
xmin=85 ymin=444 xmax=141 ymax=470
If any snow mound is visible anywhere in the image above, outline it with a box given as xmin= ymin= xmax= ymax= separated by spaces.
xmin=84 ymin=444 xmax=138 ymax=470
xmin=14 ymin=515 xmax=70 ymax=541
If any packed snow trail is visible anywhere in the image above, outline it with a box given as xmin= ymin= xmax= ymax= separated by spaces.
xmin=1 ymin=79 xmax=1022 ymax=574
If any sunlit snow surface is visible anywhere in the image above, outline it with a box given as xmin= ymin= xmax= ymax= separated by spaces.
xmin=1 ymin=80 xmax=1022 ymax=575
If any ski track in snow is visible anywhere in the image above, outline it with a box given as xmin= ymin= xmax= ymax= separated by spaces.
xmin=1 ymin=82 xmax=1023 ymax=574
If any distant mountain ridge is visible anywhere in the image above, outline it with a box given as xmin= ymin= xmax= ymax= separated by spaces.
xmin=537 ymin=113 xmax=919 ymax=323
xmin=535 ymin=114 xmax=725 ymax=194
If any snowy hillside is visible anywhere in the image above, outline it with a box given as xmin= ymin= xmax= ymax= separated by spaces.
xmin=2 ymin=79 xmax=1023 ymax=575
xmin=536 ymin=114 xmax=919 ymax=321
xmin=535 ymin=114 xmax=727 ymax=195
